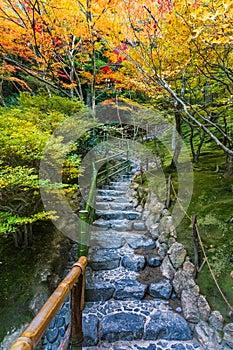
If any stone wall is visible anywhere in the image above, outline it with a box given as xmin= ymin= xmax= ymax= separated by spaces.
xmin=132 ymin=177 xmax=233 ymax=350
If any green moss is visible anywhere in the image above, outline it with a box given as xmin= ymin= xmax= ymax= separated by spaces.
xmin=0 ymin=226 xmax=58 ymax=342
xmin=174 ymin=154 xmax=233 ymax=320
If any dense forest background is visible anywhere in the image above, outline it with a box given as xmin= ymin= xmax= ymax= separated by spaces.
xmin=0 ymin=0 xmax=232 ymax=341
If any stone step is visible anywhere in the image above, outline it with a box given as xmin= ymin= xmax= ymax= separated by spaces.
xmin=90 ymin=230 xmax=152 ymax=246
xmin=90 ymin=231 xmax=125 ymax=249
xmin=93 ymin=219 xmax=148 ymax=231
xmin=83 ymin=340 xmax=203 ymax=349
xmin=119 ymin=174 xmax=133 ymax=179
xmin=96 ymin=202 xmax=134 ymax=211
xmin=86 ymin=244 xmax=164 ymax=303
xmin=82 ymin=300 xmax=202 ymax=348
xmin=85 ymin=270 xmax=148 ymax=302
xmin=96 ymin=196 xmax=130 ymax=203
xmin=90 ymin=230 xmax=150 ymax=249
xmin=93 ymin=219 xmax=133 ymax=231
xmin=97 ymin=189 xmax=126 ymax=197
xmin=133 ymin=221 xmax=147 ymax=231
xmin=106 ymin=184 xmax=129 ymax=191
xmin=110 ymin=181 xmax=130 ymax=185
xmin=96 ymin=210 xmax=141 ymax=221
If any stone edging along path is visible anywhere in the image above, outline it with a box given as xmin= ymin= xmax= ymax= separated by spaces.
xmin=131 ymin=171 xmax=233 ymax=350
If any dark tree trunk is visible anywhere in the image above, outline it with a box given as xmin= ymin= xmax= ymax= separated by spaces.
xmin=170 ymin=107 xmax=182 ymax=168
xmin=193 ymin=131 xmax=205 ymax=163
xmin=189 ymin=126 xmax=205 ymax=163
xmin=224 ymin=155 xmax=233 ymax=177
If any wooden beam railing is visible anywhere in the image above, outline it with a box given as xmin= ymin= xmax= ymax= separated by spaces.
xmin=10 ymin=256 xmax=88 ymax=350
xmin=77 ymin=146 xmax=130 ymax=257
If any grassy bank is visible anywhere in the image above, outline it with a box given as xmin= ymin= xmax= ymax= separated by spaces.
xmin=0 ymin=225 xmax=71 ymax=342
xmin=176 ymin=150 xmax=233 ymax=320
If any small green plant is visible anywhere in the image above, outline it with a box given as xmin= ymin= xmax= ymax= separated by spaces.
xmin=208 ymin=244 xmax=229 ymax=278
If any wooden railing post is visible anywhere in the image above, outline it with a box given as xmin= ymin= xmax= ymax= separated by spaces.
xmin=140 ymin=162 xmax=143 ymax=184
xmin=127 ymin=140 xmax=130 ymax=173
xmin=78 ymin=210 xmax=89 ymax=258
xmin=70 ymin=273 xmax=84 ymax=349
xmin=10 ymin=257 xmax=87 ymax=350
xmin=105 ymin=150 xmax=110 ymax=185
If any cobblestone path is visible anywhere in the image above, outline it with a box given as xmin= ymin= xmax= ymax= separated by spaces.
xmin=81 ymin=171 xmax=204 ymax=350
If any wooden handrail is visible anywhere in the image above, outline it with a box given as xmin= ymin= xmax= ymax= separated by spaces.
xmin=10 ymin=256 xmax=88 ymax=350
xmin=78 ymin=148 xmax=130 ymax=257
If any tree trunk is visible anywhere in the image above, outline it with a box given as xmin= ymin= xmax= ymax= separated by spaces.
xmin=224 ymin=155 xmax=233 ymax=177
xmin=193 ymin=131 xmax=205 ymax=163
xmin=189 ymin=126 xmax=195 ymax=160
xmin=170 ymin=106 xmax=182 ymax=168
xmin=28 ymin=223 xmax=33 ymax=246
xmin=13 ymin=230 xmax=23 ymax=248
xmin=24 ymin=224 xmax=28 ymax=247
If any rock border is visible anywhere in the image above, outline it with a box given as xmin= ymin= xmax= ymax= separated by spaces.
xmin=131 ymin=173 xmax=233 ymax=350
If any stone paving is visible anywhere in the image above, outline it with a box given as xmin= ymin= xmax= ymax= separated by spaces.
xmin=82 ymin=170 xmax=204 ymax=349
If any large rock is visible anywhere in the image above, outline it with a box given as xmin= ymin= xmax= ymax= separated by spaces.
xmin=133 ymin=222 xmax=147 ymax=231
xmin=47 ymin=328 xmax=59 ymax=343
xmin=144 ymin=309 xmax=192 ymax=341
xmin=100 ymin=312 xmax=145 ymax=342
xmin=198 ymin=295 xmax=211 ymax=321
xmin=208 ymin=311 xmax=224 ymax=331
xmin=147 ymin=254 xmax=162 ymax=267
xmin=93 ymin=218 xmax=110 ymax=229
xmin=160 ymin=256 xmax=176 ymax=280
xmin=89 ymin=248 xmax=120 ymax=270
xmin=85 ymin=282 xmax=114 ymax=302
xmin=111 ymin=220 xmax=133 ymax=231
xmin=158 ymin=231 xmax=170 ymax=244
xmin=125 ymin=237 xmax=156 ymax=250
xmin=159 ymin=216 xmax=175 ymax=235
xmin=90 ymin=231 xmax=123 ymax=249
xmin=114 ymin=279 xmax=147 ymax=300
xmin=223 ymin=323 xmax=233 ymax=348
xmin=168 ymin=242 xmax=187 ymax=269
xmin=122 ymin=254 xmax=146 ymax=272
xmin=149 ymin=279 xmax=173 ymax=300
xmin=157 ymin=242 xmax=168 ymax=259
xmin=181 ymin=289 xmax=200 ymax=323
xmin=0 ymin=325 xmax=28 ymax=350
xmin=83 ymin=314 xmax=99 ymax=346
xmin=29 ymin=291 xmax=50 ymax=316
xmin=149 ymin=223 xmax=160 ymax=239
xmin=194 ymin=320 xmax=222 ymax=350
xmin=183 ymin=258 xmax=196 ymax=277
xmin=172 ymin=270 xmax=200 ymax=298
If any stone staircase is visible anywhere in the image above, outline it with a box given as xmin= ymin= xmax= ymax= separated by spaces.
xmin=82 ymin=171 xmax=204 ymax=350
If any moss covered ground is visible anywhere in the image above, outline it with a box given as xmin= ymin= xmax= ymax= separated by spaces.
xmin=0 ymin=225 xmax=71 ymax=342
xmin=177 ymin=150 xmax=233 ymax=320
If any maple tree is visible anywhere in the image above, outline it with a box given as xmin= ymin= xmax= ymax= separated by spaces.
xmin=104 ymin=0 xmax=233 ymax=167
xmin=0 ymin=0 xmax=232 ymax=168
xmin=0 ymin=0 xmax=126 ymax=109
